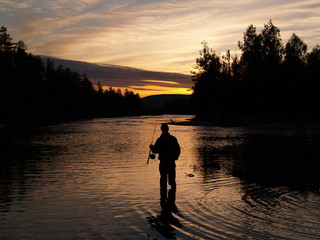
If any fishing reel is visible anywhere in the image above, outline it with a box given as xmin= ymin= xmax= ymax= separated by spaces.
xmin=149 ymin=153 xmax=156 ymax=159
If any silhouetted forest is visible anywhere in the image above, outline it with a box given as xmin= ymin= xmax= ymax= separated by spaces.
xmin=0 ymin=26 xmax=141 ymax=124
xmin=191 ymin=20 xmax=320 ymax=123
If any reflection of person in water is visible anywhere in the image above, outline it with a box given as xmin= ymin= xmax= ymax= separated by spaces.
xmin=147 ymin=189 xmax=183 ymax=239
xmin=150 ymin=123 xmax=180 ymax=198
xmin=146 ymin=183 xmax=183 ymax=239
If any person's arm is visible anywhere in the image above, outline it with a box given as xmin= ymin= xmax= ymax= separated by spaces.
xmin=150 ymin=138 xmax=160 ymax=153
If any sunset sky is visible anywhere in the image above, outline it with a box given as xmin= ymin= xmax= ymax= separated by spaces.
xmin=1 ymin=0 xmax=319 ymax=96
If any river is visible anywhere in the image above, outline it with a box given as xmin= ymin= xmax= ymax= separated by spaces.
xmin=1 ymin=115 xmax=320 ymax=240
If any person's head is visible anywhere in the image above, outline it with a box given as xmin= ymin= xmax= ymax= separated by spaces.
xmin=161 ymin=123 xmax=169 ymax=133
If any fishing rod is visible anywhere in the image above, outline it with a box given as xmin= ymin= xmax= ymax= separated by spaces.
xmin=147 ymin=120 xmax=157 ymax=164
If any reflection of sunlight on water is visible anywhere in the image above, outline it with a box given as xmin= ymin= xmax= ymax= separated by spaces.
xmin=1 ymin=115 xmax=320 ymax=240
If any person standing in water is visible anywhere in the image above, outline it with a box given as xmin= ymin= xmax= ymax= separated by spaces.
xmin=150 ymin=123 xmax=180 ymax=197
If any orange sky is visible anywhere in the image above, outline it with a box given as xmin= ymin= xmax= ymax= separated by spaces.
xmin=104 ymin=86 xmax=191 ymax=98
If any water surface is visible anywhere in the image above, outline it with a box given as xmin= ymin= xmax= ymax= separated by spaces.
xmin=1 ymin=115 xmax=320 ymax=239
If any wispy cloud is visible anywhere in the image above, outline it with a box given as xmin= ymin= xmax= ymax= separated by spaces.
xmin=1 ymin=0 xmax=319 ymax=75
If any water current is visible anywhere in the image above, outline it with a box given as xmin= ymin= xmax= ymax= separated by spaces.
xmin=1 ymin=115 xmax=320 ymax=239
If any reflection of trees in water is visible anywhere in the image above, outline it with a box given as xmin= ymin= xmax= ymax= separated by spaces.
xmin=0 ymin=127 xmax=62 ymax=215
xmin=234 ymin=133 xmax=320 ymax=189
xmin=196 ymin=128 xmax=320 ymax=189
xmin=196 ymin=133 xmax=244 ymax=178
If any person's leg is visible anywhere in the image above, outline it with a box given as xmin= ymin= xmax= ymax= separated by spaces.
xmin=167 ymin=188 xmax=177 ymax=213
xmin=168 ymin=162 xmax=176 ymax=189
xmin=159 ymin=162 xmax=168 ymax=200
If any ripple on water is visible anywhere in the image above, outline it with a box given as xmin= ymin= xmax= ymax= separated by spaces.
xmin=164 ymin=172 xmax=320 ymax=240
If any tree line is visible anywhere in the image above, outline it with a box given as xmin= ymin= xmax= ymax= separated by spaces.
xmin=0 ymin=26 xmax=141 ymax=124
xmin=191 ymin=20 xmax=320 ymax=122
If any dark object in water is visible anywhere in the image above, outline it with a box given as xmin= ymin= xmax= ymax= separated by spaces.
xmin=150 ymin=153 xmax=156 ymax=159
xmin=185 ymin=172 xmax=194 ymax=177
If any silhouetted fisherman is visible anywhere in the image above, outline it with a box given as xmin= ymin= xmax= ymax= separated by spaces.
xmin=150 ymin=123 xmax=180 ymax=198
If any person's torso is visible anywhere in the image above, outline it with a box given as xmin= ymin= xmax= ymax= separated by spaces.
xmin=157 ymin=134 xmax=179 ymax=161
